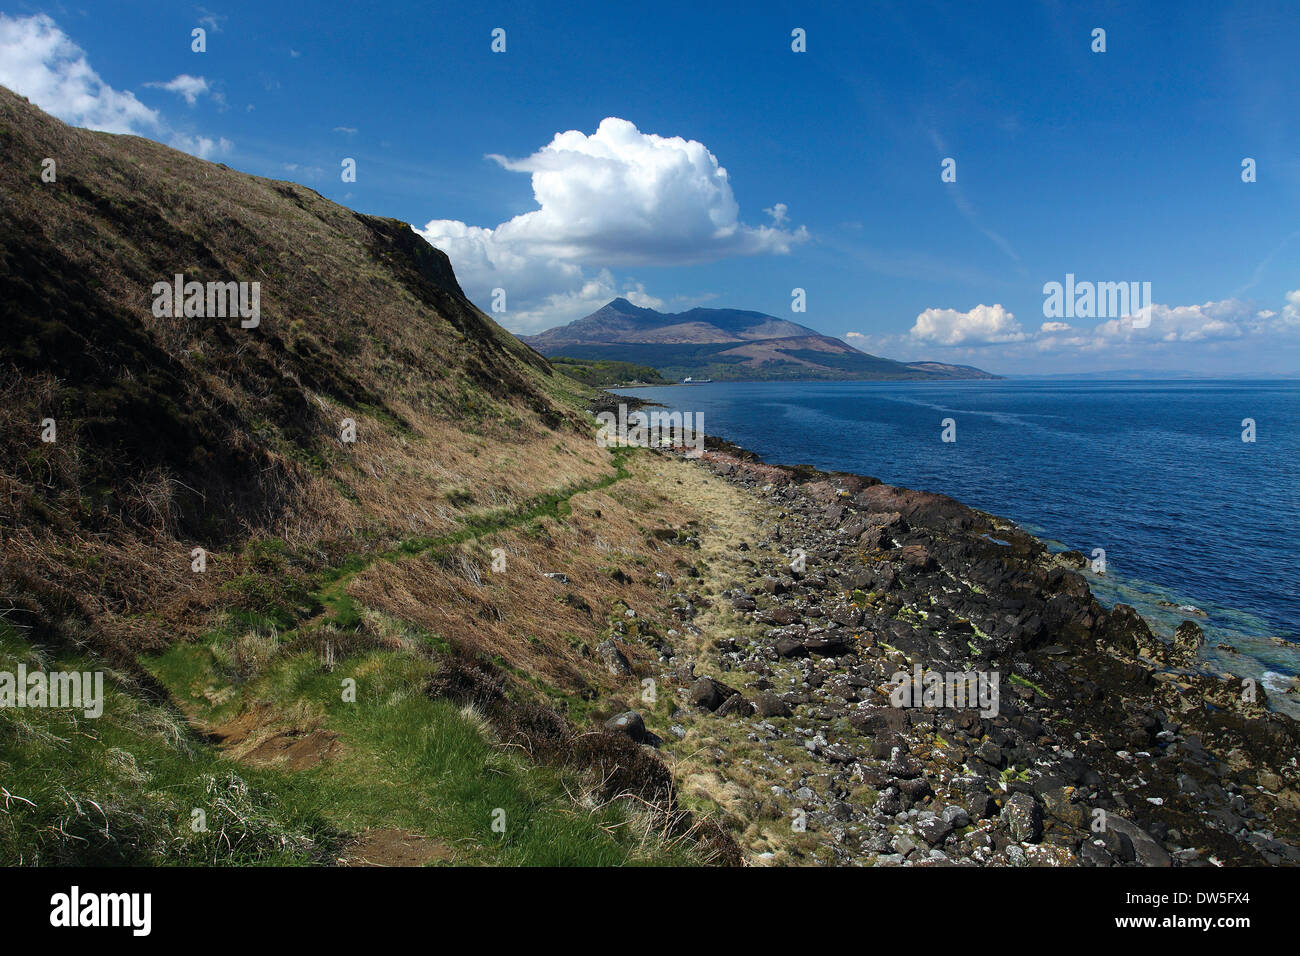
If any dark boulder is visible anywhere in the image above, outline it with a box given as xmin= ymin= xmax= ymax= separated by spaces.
xmin=689 ymin=676 xmax=740 ymax=712
xmin=715 ymin=693 xmax=753 ymax=718
xmin=755 ymin=690 xmax=793 ymax=718
xmin=604 ymin=710 xmax=649 ymax=743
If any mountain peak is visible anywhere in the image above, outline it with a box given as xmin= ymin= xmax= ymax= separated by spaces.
xmin=520 ymin=296 xmax=999 ymax=382
xmin=600 ymin=296 xmax=657 ymax=315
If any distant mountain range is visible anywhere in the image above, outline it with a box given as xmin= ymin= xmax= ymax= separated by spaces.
xmin=521 ymin=298 xmax=998 ymax=381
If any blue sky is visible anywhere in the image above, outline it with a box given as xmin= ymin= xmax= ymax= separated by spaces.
xmin=2 ymin=0 xmax=1298 ymax=375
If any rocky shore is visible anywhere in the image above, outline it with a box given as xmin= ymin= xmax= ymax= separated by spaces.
xmin=619 ymin=440 xmax=1300 ymax=866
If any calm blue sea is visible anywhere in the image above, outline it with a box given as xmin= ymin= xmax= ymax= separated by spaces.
xmin=615 ymin=380 xmax=1300 ymax=710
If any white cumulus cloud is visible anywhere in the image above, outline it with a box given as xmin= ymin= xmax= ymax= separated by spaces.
xmin=170 ymin=133 xmax=233 ymax=160
xmin=894 ymin=293 xmax=1300 ymax=370
xmin=145 ymin=74 xmax=211 ymax=106
xmin=909 ymin=296 xmax=1298 ymax=352
xmin=0 ymin=14 xmax=229 ymax=161
xmin=416 ymin=117 xmax=807 ymax=331
xmin=1091 ymin=299 xmax=1259 ymax=345
xmin=764 ymin=202 xmax=790 ymax=226
xmin=0 ymin=13 xmax=159 ymax=134
xmin=910 ymin=303 xmax=1025 ymax=346
xmin=1277 ymin=289 xmax=1300 ymax=328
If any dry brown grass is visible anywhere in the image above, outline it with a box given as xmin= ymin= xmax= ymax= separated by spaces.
xmin=0 ymin=86 xmax=610 ymax=662
xmin=309 ymin=392 xmax=608 ymax=543
xmin=347 ymin=472 xmax=690 ymax=696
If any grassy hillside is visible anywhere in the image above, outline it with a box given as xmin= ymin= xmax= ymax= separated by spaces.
xmin=0 ymin=86 xmax=734 ymax=866
xmin=545 ymin=341 xmax=939 ymax=382
xmin=549 ymin=356 xmax=669 ymax=386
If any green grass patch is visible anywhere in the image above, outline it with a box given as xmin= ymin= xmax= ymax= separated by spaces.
xmin=1008 ymin=674 xmax=1052 ymax=699
xmin=0 ymin=623 xmax=337 ymax=866
xmin=143 ymin=629 xmax=699 ymax=866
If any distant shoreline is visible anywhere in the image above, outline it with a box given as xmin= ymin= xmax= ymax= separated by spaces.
xmin=613 ymin=376 xmax=1300 ymax=386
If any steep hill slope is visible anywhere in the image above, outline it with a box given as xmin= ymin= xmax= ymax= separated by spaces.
xmin=0 ymin=86 xmax=734 ymax=865
xmin=0 ymin=84 xmax=595 ymax=657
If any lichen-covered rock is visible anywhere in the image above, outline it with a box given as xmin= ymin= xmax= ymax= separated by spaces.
xmin=1000 ymin=792 xmax=1043 ymax=843
xmin=1171 ymin=620 xmax=1203 ymax=666
xmin=595 ymin=639 xmax=631 ymax=676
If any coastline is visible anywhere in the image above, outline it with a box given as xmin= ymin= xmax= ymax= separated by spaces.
xmin=712 ymin=429 xmax=1300 ymax=712
xmin=689 ymin=428 xmax=1300 ymax=718
xmin=607 ymin=381 xmax=1300 ymax=716
xmin=698 ymin=430 xmax=1295 ymax=697
xmin=634 ymin=432 xmax=1300 ymax=864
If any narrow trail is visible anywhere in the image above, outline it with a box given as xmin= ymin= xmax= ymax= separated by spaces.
xmin=312 ymin=446 xmax=635 ymax=627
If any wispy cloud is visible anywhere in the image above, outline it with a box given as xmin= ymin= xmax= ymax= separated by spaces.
xmin=196 ymin=7 xmax=226 ymax=33
xmin=145 ymin=74 xmax=212 ymax=106
xmin=930 ymin=128 xmax=1024 ymax=273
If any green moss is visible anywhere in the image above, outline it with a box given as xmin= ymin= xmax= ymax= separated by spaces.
xmin=1008 ymin=674 xmax=1051 ymax=699
xmin=850 ymin=785 xmax=879 ymax=807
